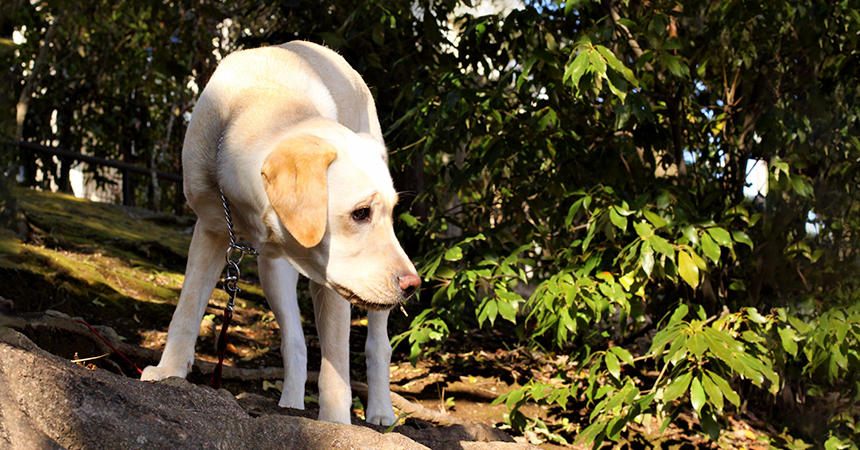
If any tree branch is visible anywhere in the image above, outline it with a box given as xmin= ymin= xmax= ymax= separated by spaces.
xmin=15 ymin=15 xmax=61 ymax=142
xmin=605 ymin=0 xmax=651 ymax=70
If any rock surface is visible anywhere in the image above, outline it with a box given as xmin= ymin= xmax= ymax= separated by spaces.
xmin=0 ymin=328 xmax=531 ymax=449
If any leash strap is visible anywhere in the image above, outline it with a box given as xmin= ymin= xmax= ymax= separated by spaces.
xmin=75 ymin=319 xmax=143 ymax=375
xmin=210 ymin=190 xmax=257 ymax=389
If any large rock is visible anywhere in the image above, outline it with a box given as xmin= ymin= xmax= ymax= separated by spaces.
xmin=0 ymin=328 xmax=428 ymax=449
xmin=0 ymin=328 xmax=532 ymax=449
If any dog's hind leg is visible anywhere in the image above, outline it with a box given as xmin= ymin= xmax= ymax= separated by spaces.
xmin=142 ymin=220 xmax=228 ymax=381
xmin=311 ymin=282 xmax=352 ymax=424
xmin=258 ymin=256 xmax=307 ymax=409
xmin=365 ymin=309 xmax=396 ymax=426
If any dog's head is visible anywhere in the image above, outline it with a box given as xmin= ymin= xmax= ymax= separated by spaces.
xmin=260 ymin=121 xmax=420 ymax=310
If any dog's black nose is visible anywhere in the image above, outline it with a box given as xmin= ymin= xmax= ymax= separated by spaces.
xmin=398 ymin=273 xmax=421 ymax=297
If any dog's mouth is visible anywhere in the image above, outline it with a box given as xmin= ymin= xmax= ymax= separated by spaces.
xmin=331 ymin=283 xmax=397 ymax=311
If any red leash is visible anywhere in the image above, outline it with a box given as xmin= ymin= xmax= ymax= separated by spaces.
xmin=210 ymin=306 xmax=233 ymax=389
xmin=74 ymin=319 xmax=143 ymax=375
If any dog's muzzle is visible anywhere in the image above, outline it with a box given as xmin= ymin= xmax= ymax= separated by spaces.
xmin=330 ymin=283 xmax=399 ymax=311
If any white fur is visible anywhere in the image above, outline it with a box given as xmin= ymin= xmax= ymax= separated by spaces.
xmin=141 ymin=41 xmax=415 ymax=427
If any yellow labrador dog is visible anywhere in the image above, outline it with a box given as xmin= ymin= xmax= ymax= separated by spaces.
xmin=141 ymin=41 xmax=420 ymax=426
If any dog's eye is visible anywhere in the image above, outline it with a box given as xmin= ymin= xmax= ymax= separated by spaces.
xmin=351 ymin=207 xmax=371 ymax=222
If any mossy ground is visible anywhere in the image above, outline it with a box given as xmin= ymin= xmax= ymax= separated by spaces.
xmin=1 ymin=187 xmax=269 ymax=350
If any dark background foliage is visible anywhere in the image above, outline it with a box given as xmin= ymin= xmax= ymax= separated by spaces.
xmin=2 ymin=0 xmax=858 ymax=446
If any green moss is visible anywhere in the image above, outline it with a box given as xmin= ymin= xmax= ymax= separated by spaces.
xmin=0 ymin=187 xmax=277 ymax=349
xmin=16 ymin=187 xmax=191 ymax=267
xmin=0 ymin=228 xmax=22 ymax=268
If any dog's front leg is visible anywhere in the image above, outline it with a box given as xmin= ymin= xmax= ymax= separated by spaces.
xmin=365 ymin=309 xmax=396 ymax=426
xmin=310 ymin=282 xmax=352 ymax=424
xmin=258 ymin=256 xmax=307 ymax=409
xmin=142 ymin=220 xmax=227 ymax=381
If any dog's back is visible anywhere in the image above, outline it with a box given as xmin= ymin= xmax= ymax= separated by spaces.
xmin=276 ymin=42 xmax=382 ymax=141
xmin=181 ymin=41 xmax=382 ymax=225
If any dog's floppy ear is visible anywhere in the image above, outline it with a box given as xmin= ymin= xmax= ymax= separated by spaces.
xmin=261 ymin=135 xmax=337 ymax=248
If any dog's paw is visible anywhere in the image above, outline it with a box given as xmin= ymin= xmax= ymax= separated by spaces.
xmin=277 ymin=390 xmax=305 ymax=410
xmin=140 ymin=365 xmax=186 ymax=382
xmin=365 ymin=407 xmax=396 ymax=427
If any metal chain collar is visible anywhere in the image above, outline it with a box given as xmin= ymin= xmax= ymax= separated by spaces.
xmin=219 ymin=189 xmax=258 ymax=311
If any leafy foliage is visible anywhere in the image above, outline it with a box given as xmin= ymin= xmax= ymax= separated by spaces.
xmin=380 ymin=0 xmax=859 ymax=445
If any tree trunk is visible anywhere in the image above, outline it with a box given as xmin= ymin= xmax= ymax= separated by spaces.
xmin=14 ymin=16 xmax=60 ymax=143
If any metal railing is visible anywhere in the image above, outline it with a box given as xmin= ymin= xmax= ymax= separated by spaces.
xmin=7 ymin=141 xmax=182 ymax=210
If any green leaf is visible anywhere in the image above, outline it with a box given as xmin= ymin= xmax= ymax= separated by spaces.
xmin=606 ymin=415 xmax=626 ymax=440
xmin=706 ymin=227 xmax=732 ymax=247
xmin=688 ymin=333 xmax=707 ymax=358
xmin=422 ymin=253 xmax=443 ymax=279
xmin=788 ymin=315 xmax=811 ymax=334
xmin=559 ymin=308 xmax=577 ymax=333
xmin=609 ymin=207 xmax=627 ymax=231
xmin=731 ymin=230 xmax=754 ymax=249
xmin=587 ymin=47 xmax=607 ymax=76
xmin=565 ymin=197 xmax=585 ymax=227
xmin=700 ymin=409 xmax=722 ymax=441
xmin=634 ymin=221 xmax=654 ymax=239
xmin=582 ymin=222 xmax=596 ymax=251
xmin=650 ymin=326 xmax=681 ymax=356
xmin=605 ymin=77 xmax=627 ymax=102
xmin=690 ymin=376 xmax=706 ymax=415
xmin=516 ymin=56 xmax=538 ymax=91
xmin=700 ymin=233 xmax=721 ymax=263
xmin=690 ymin=251 xmax=707 ymax=271
xmin=666 ymin=334 xmax=689 ymax=364
xmin=640 ymin=243 xmax=655 ymax=277
xmin=399 ymin=212 xmax=420 ymax=227
xmin=701 ymin=373 xmax=724 ymax=412
xmin=643 ymin=210 xmax=668 ymax=228
xmin=662 ymin=53 xmax=687 ymax=77
xmin=595 ymin=45 xmax=638 ymax=86
xmin=736 ymin=354 xmax=767 ymax=386
xmin=577 ymin=419 xmax=608 ymax=446
xmin=610 ymin=346 xmax=635 ymax=366
xmin=728 ymin=279 xmax=747 ymax=291
xmin=669 ymin=304 xmax=689 ymax=325
xmin=778 ymin=326 xmax=799 ymax=356
xmin=605 ymin=352 xmax=621 ymax=379
xmin=505 ymin=387 xmax=524 ymax=410
xmin=663 ymin=371 xmax=692 ymax=403
xmin=682 ymin=225 xmax=698 ymax=245
xmin=481 ymin=299 xmax=498 ymax=326
xmin=564 ymin=50 xmax=589 ymax=89
xmin=790 ymin=176 xmax=812 ymax=197
xmin=563 ymin=0 xmax=575 ymax=15
xmin=444 ymin=246 xmax=463 ymax=261
xmin=678 ymin=250 xmax=699 ymax=289
xmin=706 ymin=371 xmax=740 ymax=407
xmin=746 ymin=307 xmax=767 ymax=324
xmin=824 ymin=435 xmax=852 ymax=450
xmin=650 ymin=235 xmax=675 ymax=258
xmin=497 ymin=297 xmax=517 ymax=324
xmin=742 ymin=330 xmax=765 ymax=343
xmin=702 ymin=330 xmax=741 ymax=373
